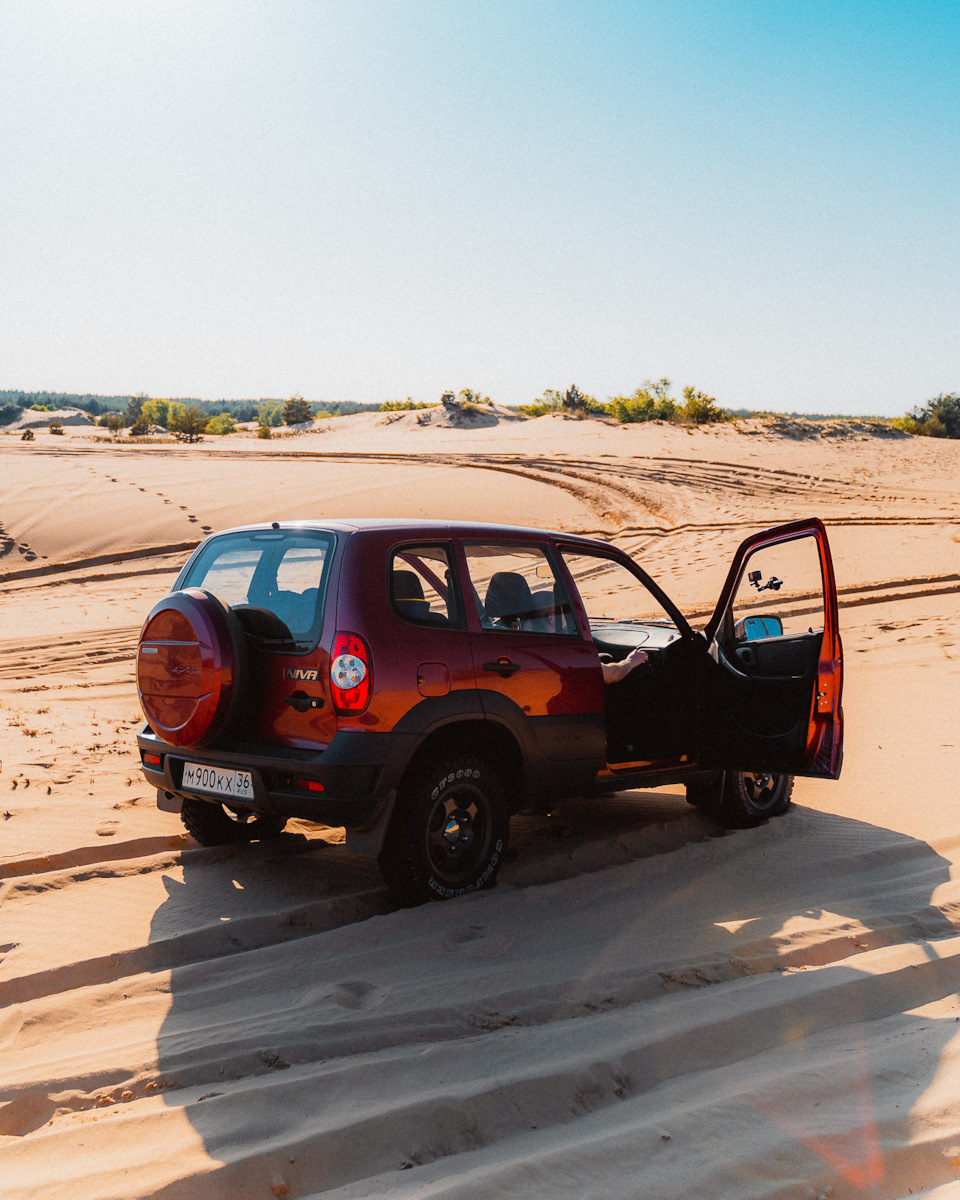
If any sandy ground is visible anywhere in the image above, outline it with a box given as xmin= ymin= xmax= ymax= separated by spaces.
xmin=1 ymin=413 xmax=959 ymax=1199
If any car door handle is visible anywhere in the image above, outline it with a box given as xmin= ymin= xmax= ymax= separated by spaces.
xmin=483 ymin=658 xmax=521 ymax=677
xmin=285 ymin=691 xmax=324 ymax=712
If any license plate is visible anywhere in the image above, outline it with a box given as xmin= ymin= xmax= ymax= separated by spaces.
xmin=182 ymin=762 xmax=254 ymax=801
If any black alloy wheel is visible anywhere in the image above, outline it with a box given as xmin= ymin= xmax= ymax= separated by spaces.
xmin=720 ymin=771 xmax=794 ymax=828
xmin=379 ymin=754 xmax=510 ymax=903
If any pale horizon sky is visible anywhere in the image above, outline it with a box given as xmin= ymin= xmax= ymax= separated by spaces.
xmin=1 ymin=1 xmax=957 ymax=415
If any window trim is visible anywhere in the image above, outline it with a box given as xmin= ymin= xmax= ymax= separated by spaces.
xmin=461 ymin=539 xmax=579 ymax=637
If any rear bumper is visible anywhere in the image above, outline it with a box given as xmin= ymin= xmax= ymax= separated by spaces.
xmin=137 ymin=727 xmax=417 ymax=828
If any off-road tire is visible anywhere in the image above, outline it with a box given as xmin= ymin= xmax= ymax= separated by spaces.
xmin=180 ymin=796 xmax=287 ymax=846
xmin=718 ymin=771 xmax=793 ymax=828
xmin=378 ymin=754 xmax=510 ymax=904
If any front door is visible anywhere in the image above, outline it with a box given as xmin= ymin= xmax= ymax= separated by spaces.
xmin=701 ymin=519 xmax=843 ymax=778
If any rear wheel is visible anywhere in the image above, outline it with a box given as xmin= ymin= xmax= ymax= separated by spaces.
xmin=180 ymin=797 xmax=287 ymax=846
xmin=378 ymin=754 xmax=509 ymax=904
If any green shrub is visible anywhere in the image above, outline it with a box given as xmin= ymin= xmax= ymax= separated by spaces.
xmin=207 ymin=412 xmax=237 ymax=435
xmin=518 ymin=385 xmax=602 ymax=418
xmin=902 ymin=393 xmax=960 ymax=438
xmin=21 ymin=428 xmax=34 ymax=441
xmin=380 ymin=399 xmax=432 ymax=411
xmin=257 ymin=423 xmax=273 ymax=439
xmin=679 ymin=386 xmax=728 ymax=424
xmin=48 ymin=422 xmax=64 ymax=435
xmin=608 ymin=379 xmax=677 ymax=423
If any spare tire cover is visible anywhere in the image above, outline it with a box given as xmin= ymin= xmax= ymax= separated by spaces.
xmin=137 ymin=588 xmax=241 ymax=748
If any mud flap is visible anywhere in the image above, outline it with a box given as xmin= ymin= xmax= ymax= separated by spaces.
xmin=156 ymin=788 xmax=182 ymax=813
xmin=344 ymin=791 xmax=397 ymax=856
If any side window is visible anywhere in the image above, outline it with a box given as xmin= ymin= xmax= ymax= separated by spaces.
xmin=559 ymin=550 xmax=678 ymax=627
xmin=389 ymin=545 xmax=460 ymax=626
xmin=463 ymin=543 xmax=576 ymax=635
xmin=558 ymin=549 xmax=680 ymax=655
xmin=728 ymin=536 xmax=824 ymax=642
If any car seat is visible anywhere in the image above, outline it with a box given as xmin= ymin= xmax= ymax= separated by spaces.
xmin=391 ymin=569 xmax=433 ymax=621
xmin=484 ymin=572 xmax=536 ymax=630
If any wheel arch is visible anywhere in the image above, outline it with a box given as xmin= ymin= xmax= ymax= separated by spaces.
xmin=402 ymin=718 xmax=524 ymax=810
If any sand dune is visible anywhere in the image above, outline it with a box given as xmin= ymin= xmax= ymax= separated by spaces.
xmin=1 ymin=415 xmax=959 ymax=1199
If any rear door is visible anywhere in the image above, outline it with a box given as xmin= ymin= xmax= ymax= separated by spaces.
xmin=700 ymin=518 xmax=843 ymax=778
xmin=461 ymin=540 xmax=606 ymax=793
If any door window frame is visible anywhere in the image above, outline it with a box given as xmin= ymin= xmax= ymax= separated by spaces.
xmin=460 ymin=539 xmax=582 ymax=638
xmin=554 ymin=541 xmax=698 ymax=643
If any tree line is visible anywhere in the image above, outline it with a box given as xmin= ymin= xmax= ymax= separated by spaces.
xmin=3 ymin=385 xmax=958 ymax=438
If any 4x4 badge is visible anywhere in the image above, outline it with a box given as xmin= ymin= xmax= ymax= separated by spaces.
xmin=284 ymin=668 xmax=319 ymax=682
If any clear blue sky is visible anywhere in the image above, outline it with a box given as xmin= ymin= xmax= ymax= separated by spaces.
xmin=1 ymin=0 xmax=957 ymax=414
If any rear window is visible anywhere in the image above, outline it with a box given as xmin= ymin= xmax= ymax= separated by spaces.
xmin=182 ymin=530 xmax=335 ymax=646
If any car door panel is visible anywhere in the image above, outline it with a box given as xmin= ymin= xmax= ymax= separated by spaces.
xmin=701 ymin=519 xmax=843 ymax=779
xmin=461 ymin=540 xmax=607 ymax=796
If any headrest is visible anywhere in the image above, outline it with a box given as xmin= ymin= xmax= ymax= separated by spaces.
xmin=391 ymin=569 xmax=425 ymax=603
xmin=485 ymin=571 xmax=534 ymax=621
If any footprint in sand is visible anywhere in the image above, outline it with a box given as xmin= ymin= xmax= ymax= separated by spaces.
xmin=332 ymin=980 xmax=382 ymax=1010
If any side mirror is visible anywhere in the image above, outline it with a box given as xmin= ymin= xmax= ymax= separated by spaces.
xmin=736 ymin=615 xmax=784 ymax=640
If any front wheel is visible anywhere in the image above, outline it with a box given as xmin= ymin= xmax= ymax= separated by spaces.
xmin=722 ymin=771 xmax=793 ymax=828
xmin=378 ymin=754 xmax=510 ymax=904
xmin=180 ymin=797 xmax=287 ymax=846
xmin=687 ymin=771 xmax=793 ymax=828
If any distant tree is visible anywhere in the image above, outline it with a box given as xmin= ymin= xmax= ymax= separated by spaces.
xmin=257 ymin=400 xmax=284 ymax=427
xmin=257 ymin=422 xmax=273 ymax=439
xmin=283 ymin=395 xmax=313 ymax=425
xmin=141 ymin=399 xmax=170 ymax=429
xmin=207 ymin=412 xmax=237 ymax=435
xmin=169 ymin=404 xmax=209 ymax=442
xmin=126 ymin=392 xmax=149 ymax=428
xmin=48 ymin=421 xmax=64 ymax=435
xmin=901 ymin=392 xmax=960 ymax=438
xmin=102 ymin=413 xmax=126 ymax=433
xmin=0 ymin=404 xmax=23 ymax=426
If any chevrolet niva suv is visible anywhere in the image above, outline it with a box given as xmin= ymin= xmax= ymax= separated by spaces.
xmin=136 ymin=518 xmax=843 ymax=902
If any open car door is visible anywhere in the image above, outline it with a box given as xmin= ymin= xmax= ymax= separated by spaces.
xmin=700 ymin=518 xmax=843 ymax=779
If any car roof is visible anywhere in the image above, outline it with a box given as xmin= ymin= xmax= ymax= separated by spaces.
xmin=207 ymin=517 xmax=614 ymax=549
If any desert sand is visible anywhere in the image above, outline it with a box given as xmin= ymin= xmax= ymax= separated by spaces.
xmin=1 ymin=411 xmax=959 ymax=1200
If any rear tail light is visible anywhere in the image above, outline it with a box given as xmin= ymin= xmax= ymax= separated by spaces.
xmin=295 ymin=778 xmax=325 ymax=792
xmin=143 ymin=753 xmax=162 ymax=766
xmin=330 ymin=632 xmax=372 ymax=713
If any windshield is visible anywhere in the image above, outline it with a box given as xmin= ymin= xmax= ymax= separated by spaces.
xmin=182 ymin=530 xmax=335 ymax=646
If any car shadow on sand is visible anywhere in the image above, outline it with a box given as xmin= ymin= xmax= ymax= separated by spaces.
xmin=147 ymin=798 xmax=960 ymax=1198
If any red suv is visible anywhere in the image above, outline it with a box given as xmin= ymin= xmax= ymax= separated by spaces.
xmin=136 ymin=518 xmax=843 ymax=902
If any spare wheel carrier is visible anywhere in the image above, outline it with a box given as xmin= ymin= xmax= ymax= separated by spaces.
xmin=137 ymin=588 xmax=244 ymax=748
